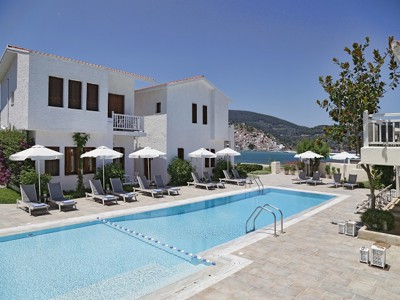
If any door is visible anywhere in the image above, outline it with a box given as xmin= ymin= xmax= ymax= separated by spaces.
xmin=108 ymin=93 xmax=124 ymax=118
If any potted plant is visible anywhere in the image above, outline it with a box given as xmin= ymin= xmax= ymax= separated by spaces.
xmin=361 ymin=209 xmax=395 ymax=232
xmin=283 ymin=164 xmax=290 ymax=175
xmin=325 ymin=165 xmax=331 ymax=178
xmin=331 ymin=166 xmax=336 ymax=174
xmin=290 ymin=164 xmax=296 ymax=175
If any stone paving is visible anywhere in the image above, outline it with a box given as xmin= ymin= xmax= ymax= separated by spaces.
xmin=1 ymin=174 xmax=400 ymax=299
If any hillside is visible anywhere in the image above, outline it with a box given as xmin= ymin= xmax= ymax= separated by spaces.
xmin=229 ymin=110 xmax=327 ymax=149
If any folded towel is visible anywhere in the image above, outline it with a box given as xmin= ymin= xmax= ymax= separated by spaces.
xmin=105 ymin=195 xmax=116 ymax=199
xmin=169 ymin=187 xmax=180 ymax=190
xmin=153 ymin=189 xmax=163 ymax=193
xmin=61 ymin=200 xmax=76 ymax=205
xmin=30 ymin=203 xmax=48 ymax=208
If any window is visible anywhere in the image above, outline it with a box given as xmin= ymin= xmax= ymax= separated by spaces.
xmin=87 ymin=83 xmax=99 ymax=111
xmin=108 ymin=93 xmax=125 ymax=118
xmin=65 ymin=147 xmax=78 ymax=175
xmin=205 ymin=148 xmax=215 ymax=168
xmin=203 ymin=105 xmax=208 ymax=125
xmin=113 ymin=147 xmax=124 ymax=169
xmin=177 ymin=148 xmax=184 ymax=160
xmin=45 ymin=146 xmax=60 ymax=176
xmin=156 ymin=102 xmax=161 ymax=113
xmin=48 ymin=76 xmax=63 ymax=107
xmin=192 ymin=103 xmax=197 ymax=123
xmin=68 ymin=80 xmax=82 ymax=109
xmin=83 ymin=147 xmax=96 ymax=174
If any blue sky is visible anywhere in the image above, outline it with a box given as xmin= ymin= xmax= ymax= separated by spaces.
xmin=0 ymin=0 xmax=399 ymax=126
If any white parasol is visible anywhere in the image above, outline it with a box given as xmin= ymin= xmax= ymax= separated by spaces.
xmin=129 ymin=147 xmax=166 ymax=181
xmin=81 ymin=146 xmax=123 ymax=188
xmin=188 ymin=148 xmax=217 ymax=177
xmin=216 ymin=147 xmax=241 ymax=172
xmin=10 ymin=145 xmax=63 ymax=196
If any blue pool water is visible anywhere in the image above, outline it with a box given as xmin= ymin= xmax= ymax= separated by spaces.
xmin=0 ymin=188 xmax=333 ymax=299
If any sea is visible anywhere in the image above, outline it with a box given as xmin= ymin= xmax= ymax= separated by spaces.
xmin=235 ymin=151 xmax=297 ymax=165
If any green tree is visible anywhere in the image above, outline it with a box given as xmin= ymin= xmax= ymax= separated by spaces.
xmin=72 ymin=132 xmax=90 ymax=194
xmin=296 ymin=139 xmax=330 ymax=176
xmin=167 ymin=157 xmax=194 ymax=185
xmin=317 ymin=36 xmax=400 ymax=209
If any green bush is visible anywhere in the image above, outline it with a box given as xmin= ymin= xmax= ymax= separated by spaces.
xmin=0 ymin=187 xmax=20 ymax=204
xmin=361 ymin=209 xmax=395 ymax=231
xmin=94 ymin=163 xmax=125 ymax=189
xmin=211 ymin=158 xmax=232 ymax=180
xmin=19 ymin=169 xmax=52 ymax=195
xmin=237 ymin=163 xmax=263 ymax=173
xmin=167 ymin=157 xmax=194 ymax=185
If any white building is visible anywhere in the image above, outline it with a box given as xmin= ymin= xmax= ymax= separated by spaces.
xmin=360 ymin=39 xmax=400 ymax=196
xmin=135 ymin=75 xmax=234 ymax=181
xmin=0 ymin=45 xmax=233 ymax=190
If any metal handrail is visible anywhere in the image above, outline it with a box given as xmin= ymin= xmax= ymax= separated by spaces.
xmin=245 ymin=205 xmax=277 ymax=236
xmin=263 ymin=204 xmax=284 ymax=234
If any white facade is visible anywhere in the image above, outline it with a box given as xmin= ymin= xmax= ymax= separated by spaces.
xmin=135 ymin=76 xmax=234 ymax=180
xmin=0 ymin=45 xmax=153 ymax=190
xmin=0 ymin=46 xmax=233 ymax=190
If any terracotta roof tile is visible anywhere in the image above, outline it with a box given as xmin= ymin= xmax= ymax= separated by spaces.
xmin=136 ymin=75 xmax=205 ymax=91
xmin=7 ymin=44 xmax=155 ymax=82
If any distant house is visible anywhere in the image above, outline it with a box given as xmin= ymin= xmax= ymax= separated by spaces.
xmin=135 ymin=75 xmax=234 ymax=181
xmin=360 ymin=39 xmax=400 ymax=197
xmin=0 ymin=45 xmax=233 ymax=190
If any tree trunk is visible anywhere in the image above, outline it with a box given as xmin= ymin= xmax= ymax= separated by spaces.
xmin=361 ymin=163 xmax=376 ymax=209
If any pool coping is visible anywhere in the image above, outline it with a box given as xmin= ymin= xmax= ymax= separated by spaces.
xmin=0 ymin=185 xmax=348 ymax=299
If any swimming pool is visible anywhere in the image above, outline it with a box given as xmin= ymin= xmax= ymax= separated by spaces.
xmin=0 ymin=188 xmax=334 ymax=299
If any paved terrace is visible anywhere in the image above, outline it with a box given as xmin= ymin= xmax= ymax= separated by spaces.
xmin=1 ymin=174 xmax=399 ymax=299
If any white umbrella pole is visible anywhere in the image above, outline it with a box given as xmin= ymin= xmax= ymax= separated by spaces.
xmin=102 ymin=158 xmax=105 ymax=189
xmin=37 ymin=161 xmax=41 ymax=198
xmin=148 ymin=158 xmax=151 ymax=181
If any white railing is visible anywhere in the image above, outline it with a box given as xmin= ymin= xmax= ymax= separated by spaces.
xmin=112 ymin=112 xmax=144 ymax=132
xmin=363 ymin=111 xmax=400 ymax=147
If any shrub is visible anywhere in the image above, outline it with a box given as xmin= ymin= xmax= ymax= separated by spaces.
xmin=212 ymin=158 xmax=232 ymax=181
xmin=167 ymin=157 xmax=194 ymax=185
xmin=237 ymin=163 xmax=263 ymax=173
xmin=94 ymin=163 xmax=125 ymax=189
xmin=361 ymin=209 xmax=395 ymax=232
xmin=19 ymin=169 xmax=52 ymax=195
xmin=325 ymin=165 xmax=331 ymax=175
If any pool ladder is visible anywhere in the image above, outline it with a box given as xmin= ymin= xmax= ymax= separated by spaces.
xmin=245 ymin=204 xmax=284 ymax=236
xmin=252 ymin=176 xmax=264 ymax=190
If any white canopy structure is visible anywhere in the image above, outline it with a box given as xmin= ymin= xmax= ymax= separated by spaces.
xmin=10 ymin=145 xmax=63 ymax=196
xmin=81 ymin=146 xmax=123 ymax=188
xmin=129 ymin=147 xmax=166 ymax=181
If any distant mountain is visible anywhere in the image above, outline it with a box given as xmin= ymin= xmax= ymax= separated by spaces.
xmin=229 ymin=110 xmax=327 ymax=149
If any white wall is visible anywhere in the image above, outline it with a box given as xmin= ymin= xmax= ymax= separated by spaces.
xmin=0 ymin=53 xmax=30 ymax=129
xmin=361 ymin=147 xmax=400 ymax=166
xmin=135 ymin=88 xmax=167 ymax=116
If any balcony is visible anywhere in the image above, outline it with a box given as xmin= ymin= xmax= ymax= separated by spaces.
xmin=112 ymin=112 xmax=144 ymax=134
xmin=363 ymin=111 xmax=400 ymax=147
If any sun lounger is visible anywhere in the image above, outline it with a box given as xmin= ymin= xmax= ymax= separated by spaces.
xmin=154 ymin=175 xmax=180 ymax=195
xmin=47 ymin=182 xmax=77 ymax=211
xmin=306 ymin=172 xmax=323 ymax=185
xmin=86 ymin=179 xmax=118 ymax=205
xmin=292 ymin=170 xmax=308 ymax=184
xmin=203 ymin=171 xmax=225 ymax=188
xmin=135 ymin=175 xmax=164 ymax=198
xmin=122 ymin=174 xmax=139 ymax=186
xmin=344 ymin=174 xmax=358 ymax=190
xmin=328 ymin=173 xmax=342 ymax=188
xmin=17 ymin=184 xmax=50 ymax=215
xmin=232 ymin=169 xmax=252 ymax=184
xmin=187 ymin=172 xmax=216 ymax=190
xmin=219 ymin=170 xmax=246 ymax=186
xmin=110 ymin=178 xmax=138 ymax=202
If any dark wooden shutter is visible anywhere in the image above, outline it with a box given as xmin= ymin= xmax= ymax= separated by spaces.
xmin=192 ymin=103 xmax=197 ymax=123
xmin=87 ymin=83 xmax=99 ymax=111
xmin=65 ymin=147 xmax=78 ymax=175
xmin=48 ymin=76 xmax=63 ymax=107
xmin=83 ymin=147 xmax=96 ymax=174
xmin=68 ymin=80 xmax=82 ymax=109
xmin=211 ymin=149 xmax=215 ymax=167
xmin=113 ymin=147 xmax=124 ymax=169
xmin=108 ymin=93 xmax=124 ymax=117
xmin=177 ymin=148 xmax=184 ymax=159
xmin=203 ymin=105 xmax=208 ymax=125
xmin=44 ymin=146 xmax=60 ymax=176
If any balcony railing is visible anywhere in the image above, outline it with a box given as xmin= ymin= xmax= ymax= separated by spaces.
xmin=363 ymin=111 xmax=400 ymax=147
xmin=112 ymin=112 xmax=144 ymax=132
